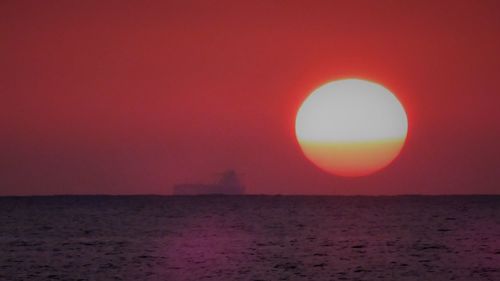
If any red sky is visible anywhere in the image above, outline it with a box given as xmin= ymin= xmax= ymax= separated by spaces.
xmin=2 ymin=0 xmax=500 ymax=195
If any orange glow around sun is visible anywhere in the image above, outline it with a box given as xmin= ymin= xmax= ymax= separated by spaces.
xmin=295 ymin=79 xmax=408 ymax=177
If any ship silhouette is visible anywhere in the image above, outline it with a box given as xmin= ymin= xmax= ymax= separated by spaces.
xmin=173 ymin=170 xmax=245 ymax=195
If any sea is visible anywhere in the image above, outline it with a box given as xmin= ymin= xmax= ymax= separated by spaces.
xmin=1 ymin=195 xmax=499 ymax=281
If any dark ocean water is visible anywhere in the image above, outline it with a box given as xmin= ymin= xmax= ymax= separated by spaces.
xmin=1 ymin=195 xmax=499 ymax=281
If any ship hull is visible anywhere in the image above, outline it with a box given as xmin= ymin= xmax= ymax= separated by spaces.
xmin=173 ymin=184 xmax=244 ymax=195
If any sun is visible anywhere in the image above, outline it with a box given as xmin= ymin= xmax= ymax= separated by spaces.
xmin=295 ymin=79 xmax=408 ymax=177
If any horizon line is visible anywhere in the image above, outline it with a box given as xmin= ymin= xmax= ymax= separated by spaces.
xmin=1 ymin=193 xmax=500 ymax=198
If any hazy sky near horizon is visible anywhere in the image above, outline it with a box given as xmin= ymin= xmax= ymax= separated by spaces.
xmin=2 ymin=0 xmax=500 ymax=195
